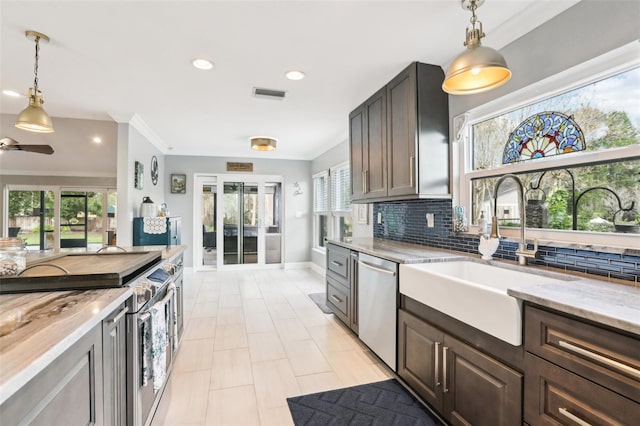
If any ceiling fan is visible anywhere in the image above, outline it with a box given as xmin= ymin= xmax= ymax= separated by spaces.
xmin=0 ymin=137 xmax=54 ymax=154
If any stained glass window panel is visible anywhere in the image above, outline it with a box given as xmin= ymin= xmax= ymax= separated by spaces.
xmin=503 ymin=112 xmax=586 ymax=164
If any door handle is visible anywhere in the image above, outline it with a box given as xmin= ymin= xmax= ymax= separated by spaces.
xmin=442 ymin=346 xmax=449 ymax=393
xmin=558 ymin=408 xmax=592 ymax=426
xmin=409 ymin=155 xmax=415 ymax=188
xmin=434 ymin=341 xmax=441 ymax=387
xmin=109 ymin=306 xmax=129 ymax=324
xmin=358 ymin=260 xmax=396 ymax=276
xmin=331 ymin=260 xmax=343 ymax=267
xmin=558 ymin=340 xmax=640 ymax=380
xmin=330 ymin=294 xmax=343 ymax=304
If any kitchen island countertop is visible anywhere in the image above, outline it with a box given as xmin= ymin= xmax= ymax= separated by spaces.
xmin=0 ymin=245 xmax=185 ymax=405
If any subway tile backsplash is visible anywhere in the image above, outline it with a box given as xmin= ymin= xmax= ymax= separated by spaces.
xmin=373 ymin=199 xmax=640 ymax=284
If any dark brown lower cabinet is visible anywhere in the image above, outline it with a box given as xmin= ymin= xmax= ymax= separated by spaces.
xmin=524 ymin=353 xmax=638 ymax=425
xmin=398 ymin=309 xmax=522 ymax=425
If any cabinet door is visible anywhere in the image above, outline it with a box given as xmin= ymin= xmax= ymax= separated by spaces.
xmin=398 ymin=309 xmax=444 ymax=412
xmin=387 ymin=64 xmax=417 ymax=197
xmin=0 ymin=324 xmax=104 ymax=426
xmin=349 ymin=105 xmax=366 ymax=201
xmin=349 ymin=251 xmax=359 ymax=334
xmin=103 ymin=304 xmax=128 ymax=426
xmin=363 ymin=88 xmax=387 ymax=200
xmin=444 ymin=334 xmax=522 ymax=426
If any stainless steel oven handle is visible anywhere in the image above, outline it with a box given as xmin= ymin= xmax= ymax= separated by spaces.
xmin=358 ymin=260 xmax=396 ymax=276
xmin=138 ymin=287 xmax=175 ymax=323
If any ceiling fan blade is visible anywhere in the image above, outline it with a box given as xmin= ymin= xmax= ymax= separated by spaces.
xmin=15 ymin=144 xmax=55 ymax=155
xmin=0 ymin=137 xmax=54 ymax=154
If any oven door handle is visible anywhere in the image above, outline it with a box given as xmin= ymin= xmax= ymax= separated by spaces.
xmin=138 ymin=287 xmax=175 ymax=323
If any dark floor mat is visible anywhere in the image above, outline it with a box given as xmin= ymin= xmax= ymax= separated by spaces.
xmin=287 ymin=379 xmax=444 ymax=425
xmin=308 ymin=292 xmax=332 ymax=314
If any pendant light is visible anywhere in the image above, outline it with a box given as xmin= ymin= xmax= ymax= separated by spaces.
xmin=250 ymin=136 xmax=277 ymax=151
xmin=15 ymin=30 xmax=55 ymax=133
xmin=442 ymin=0 xmax=511 ymax=95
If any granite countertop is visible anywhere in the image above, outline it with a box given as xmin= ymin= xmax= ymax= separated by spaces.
xmin=329 ymin=238 xmax=640 ymax=336
xmin=327 ymin=238 xmax=464 ymax=263
xmin=0 ymin=286 xmax=132 ymax=405
xmin=508 ymin=279 xmax=640 ymax=336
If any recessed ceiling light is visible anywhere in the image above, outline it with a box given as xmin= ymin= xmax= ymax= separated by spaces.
xmin=285 ymin=70 xmax=305 ymax=81
xmin=192 ymin=58 xmax=214 ymax=70
xmin=2 ymin=89 xmax=23 ymax=98
xmin=92 ymin=137 xmax=102 ymax=144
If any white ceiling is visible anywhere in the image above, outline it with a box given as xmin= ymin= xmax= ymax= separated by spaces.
xmin=0 ymin=0 xmax=580 ymax=161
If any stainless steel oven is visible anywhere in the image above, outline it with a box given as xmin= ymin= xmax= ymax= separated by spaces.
xmin=126 ymin=256 xmax=182 ymax=426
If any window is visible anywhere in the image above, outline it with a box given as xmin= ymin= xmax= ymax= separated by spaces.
xmin=313 ymin=171 xmax=329 ymax=248
xmin=330 ymin=162 xmax=352 ymax=241
xmin=313 ymin=162 xmax=352 ymax=249
xmin=458 ymin=43 xmax=640 ymax=245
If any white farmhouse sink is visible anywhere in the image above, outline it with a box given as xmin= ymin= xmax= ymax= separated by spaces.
xmin=400 ymin=261 xmax=569 ymax=346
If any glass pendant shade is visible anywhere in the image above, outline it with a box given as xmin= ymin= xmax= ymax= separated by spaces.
xmin=15 ymin=88 xmax=54 ymax=133
xmin=250 ymin=137 xmax=277 ymax=151
xmin=443 ymin=44 xmax=511 ymax=95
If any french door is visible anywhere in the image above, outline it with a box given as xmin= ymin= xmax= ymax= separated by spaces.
xmin=194 ymin=174 xmax=282 ymax=270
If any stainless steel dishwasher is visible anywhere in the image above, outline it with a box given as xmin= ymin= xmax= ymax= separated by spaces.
xmin=358 ymin=252 xmax=398 ymax=371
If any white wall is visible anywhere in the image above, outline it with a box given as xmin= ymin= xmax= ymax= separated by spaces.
xmin=164 ymin=155 xmax=311 ymax=268
xmin=116 ymin=124 xmax=166 ymax=247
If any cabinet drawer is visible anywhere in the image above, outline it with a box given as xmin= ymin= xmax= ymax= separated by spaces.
xmin=326 ymin=277 xmax=349 ymax=323
xmin=525 ymin=305 xmax=640 ymax=402
xmin=327 ymin=244 xmax=350 ymax=282
xmin=524 ymin=353 xmax=639 ymax=425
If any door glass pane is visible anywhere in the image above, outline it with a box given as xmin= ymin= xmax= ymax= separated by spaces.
xmin=7 ymin=190 xmax=54 ymax=250
xmin=243 ymin=183 xmax=258 ymax=264
xmin=88 ymin=191 xmax=105 ymax=250
xmin=202 ymin=184 xmax=216 ymax=266
xmin=60 ymin=191 xmax=88 ymax=248
xmin=223 ymin=183 xmax=240 ymax=265
xmin=106 ymin=190 xmax=117 ymax=246
xmin=265 ymin=182 xmax=281 ymax=264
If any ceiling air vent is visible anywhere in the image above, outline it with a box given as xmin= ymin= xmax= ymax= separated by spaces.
xmin=253 ymin=87 xmax=286 ymax=100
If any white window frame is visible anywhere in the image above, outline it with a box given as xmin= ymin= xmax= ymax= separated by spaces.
xmin=312 ymin=162 xmax=353 ymax=251
xmin=329 ymin=162 xmax=352 ymax=241
xmin=455 ymin=41 xmax=640 ymax=249
xmin=312 ymin=170 xmax=329 ymax=250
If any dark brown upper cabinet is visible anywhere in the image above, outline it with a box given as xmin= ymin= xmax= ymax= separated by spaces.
xmin=350 ymin=62 xmax=450 ymax=203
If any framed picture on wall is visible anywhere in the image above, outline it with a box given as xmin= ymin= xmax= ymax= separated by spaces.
xmin=171 ymin=174 xmax=186 ymax=194
xmin=134 ymin=161 xmax=144 ymax=190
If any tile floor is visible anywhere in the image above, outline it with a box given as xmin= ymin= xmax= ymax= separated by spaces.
xmin=151 ymin=268 xmax=393 ymax=426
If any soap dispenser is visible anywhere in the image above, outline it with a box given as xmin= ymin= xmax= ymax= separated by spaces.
xmin=478 ymin=211 xmax=487 ymax=235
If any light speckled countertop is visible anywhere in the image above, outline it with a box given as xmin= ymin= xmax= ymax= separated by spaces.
xmin=327 ymin=238 xmax=464 ymax=263
xmin=329 ymin=238 xmax=640 ymax=336
xmin=0 ymin=245 xmax=185 ymax=405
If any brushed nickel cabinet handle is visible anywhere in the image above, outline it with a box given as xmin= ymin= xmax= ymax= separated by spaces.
xmin=109 ymin=306 xmax=129 ymax=324
xmin=558 ymin=407 xmax=592 ymax=426
xmin=409 ymin=155 xmax=415 ymax=188
xmin=558 ymin=340 xmax=640 ymax=380
xmin=362 ymin=171 xmax=366 ymax=194
xmin=442 ymin=346 xmax=449 ymax=393
xmin=330 ymin=294 xmax=343 ymax=304
xmin=331 ymin=260 xmax=342 ymax=267
xmin=434 ymin=341 xmax=441 ymax=387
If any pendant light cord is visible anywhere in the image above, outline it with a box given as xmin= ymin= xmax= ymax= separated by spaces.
xmin=469 ymin=0 xmax=478 ymax=29
xmin=33 ymin=36 xmax=40 ymax=94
